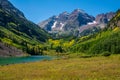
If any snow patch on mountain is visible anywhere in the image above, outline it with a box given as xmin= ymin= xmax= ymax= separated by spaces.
xmin=87 ymin=21 xmax=97 ymax=25
xmin=52 ymin=21 xmax=57 ymax=29
xmin=60 ymin=23 xmax=65 ymax=30
xmin=108 ymin=19 xmax=110 ymax=21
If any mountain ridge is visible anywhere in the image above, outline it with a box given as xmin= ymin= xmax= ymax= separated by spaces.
xmin=38 ymin=9 xmax=95 ymax=31
xmin=38 ymin=9 xmax=115 ymax=38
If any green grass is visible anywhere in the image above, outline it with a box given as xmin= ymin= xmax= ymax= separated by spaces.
xmin=0 ymin=55 xmax=120 ymax=80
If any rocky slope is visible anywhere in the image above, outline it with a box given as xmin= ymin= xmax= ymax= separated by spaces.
xmin=78 ymin=12 xmax=115 ymax=36
xmin=0 ymin=42 xmax=26 ymax=57
xmin=96 ymin=12 xmax=115 ymax=24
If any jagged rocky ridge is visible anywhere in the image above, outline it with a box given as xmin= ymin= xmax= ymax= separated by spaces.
xmin=38 ymin=9 xmax=115 ymax=37
xmin=39 ymin=9 xmax=95 ymax=31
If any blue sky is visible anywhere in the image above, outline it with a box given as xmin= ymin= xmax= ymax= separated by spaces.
xmin=9 ymin=0 xmax=120 ymax=23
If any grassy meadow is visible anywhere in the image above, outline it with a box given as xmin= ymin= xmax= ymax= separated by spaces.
xmin=0 ymin=55 xmax=120 ymax=80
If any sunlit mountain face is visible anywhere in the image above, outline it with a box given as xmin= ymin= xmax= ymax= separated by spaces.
xmin=38 ymin=9 xmax=115 ymax=38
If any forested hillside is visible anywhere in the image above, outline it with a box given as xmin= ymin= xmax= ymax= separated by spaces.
xmin=0 ymin=0 xmax=49 ymax=56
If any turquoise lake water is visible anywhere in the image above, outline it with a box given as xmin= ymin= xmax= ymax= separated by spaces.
xmin=0 ymin=56 xmax=53 ymax=65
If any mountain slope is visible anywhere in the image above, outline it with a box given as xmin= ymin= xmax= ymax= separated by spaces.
xmin=0 ymin=0 xmax=49 ymax=42
xmin=0 ymin=0 xmax=49 ymax=56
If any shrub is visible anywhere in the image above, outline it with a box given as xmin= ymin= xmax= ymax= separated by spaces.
xmin=101 ymin=51 xmax=111 ymax=57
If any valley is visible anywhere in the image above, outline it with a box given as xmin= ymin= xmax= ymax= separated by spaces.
xmin=0 ymin=0 xmax=120 ymax=80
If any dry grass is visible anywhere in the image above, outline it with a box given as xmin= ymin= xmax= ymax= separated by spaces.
xmin=0 ymin=55 xmax=120 ymax=80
